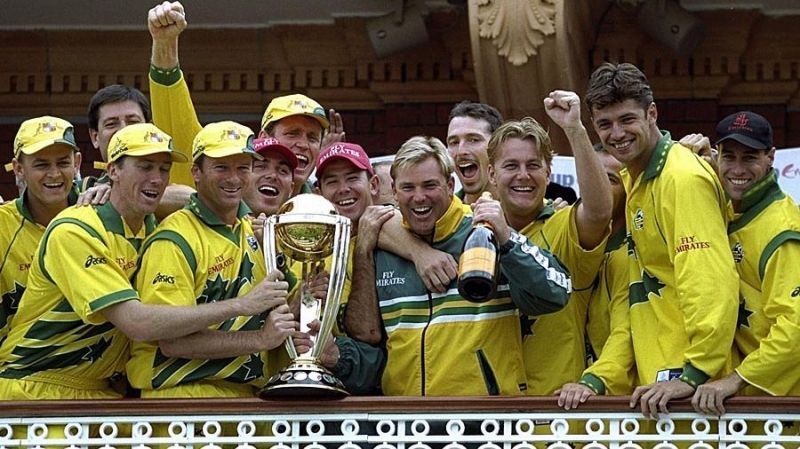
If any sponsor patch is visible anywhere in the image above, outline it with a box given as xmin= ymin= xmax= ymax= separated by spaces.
xmin=247 ymin=235 xmax=259 ymax=251
xmin=675 ymin=235 xmax=710 ymax=254
xmin=152 ymin=272 xmax=176 ymax=285
xmin=84 ymin=255 xmax=107 ymax=268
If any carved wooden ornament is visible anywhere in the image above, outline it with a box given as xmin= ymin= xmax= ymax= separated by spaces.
xmin=476 ymin=0 xmax=557 ymax=66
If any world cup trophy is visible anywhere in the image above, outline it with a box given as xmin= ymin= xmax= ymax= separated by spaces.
xmin=259 ymin=194 xmax=351 ymax=398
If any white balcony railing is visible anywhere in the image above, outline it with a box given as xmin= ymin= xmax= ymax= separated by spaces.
xmin=1 ymin=397 xmax=799 ymax=449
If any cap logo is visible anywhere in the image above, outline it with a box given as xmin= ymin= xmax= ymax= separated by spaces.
xmin=146 ymin=131 xmax=166 ymax=143
xmin=109 ymin=142 xmax=128 ymax=160
xmin=292 ymin=99 xmax=309 ymax=110
xmin=223 ymin=129 xmax=242 ymax=141
xmin=729 ymin=113 xmax=752 ymax=132
xmin=35 ymin=121 xmax=60 ymax=136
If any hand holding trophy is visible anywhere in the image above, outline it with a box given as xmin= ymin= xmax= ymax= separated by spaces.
xmin=259 ymin=194 xmax=351 ymax=398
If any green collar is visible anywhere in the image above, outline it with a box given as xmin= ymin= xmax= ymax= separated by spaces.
xmin=728 ymin=169 xmax=784 ymax=233
xmin=16 ymin=185 xmax=80 ymax=224
xmin=455 ymin=188 xmax=465 ymax=201
xmin=401 ymin=195 xmax=467 ymax=243
xmin=96 ymin=200 xmax=156 ymax=238
xmin=642 ymin=131 xmax=673 ymax=181
xmin=186 ymin=193 xmax=251 ymax=245
xmin=516 ymin=199 xmax=557 ymax=236
xmin=605 ymin=226 xmax=627 ymax=253
xmin=186 ymin=193 xmax=250 ymax=226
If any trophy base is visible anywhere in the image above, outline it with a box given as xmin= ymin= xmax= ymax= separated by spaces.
xmin=259 ymin=361 xmax=349 ymax=399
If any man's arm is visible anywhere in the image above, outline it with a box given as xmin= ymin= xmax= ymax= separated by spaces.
xmin=148 ymin=1 xmax=200 ymax=187
xmin=471 ymin=195 xmax=571 ymax=315
xmin=294 ymin=321 xmax=386 ymax=395
xmin=103 ymin=269 xmax=289 ymax=342
xmin=377 ymin=211 xmax=458 ymax=293
xmin=157 ymin=304 xmax=296 ymax=359
xmin=545 ymin=91 xmax=612 ymax=249
xmin=693 ymin=238 xmax=800 ymax=416
xmin=155 ymin=184 xmax=194 ymax=220
xmin=560 ymin=250 xmax=636 ymax=410
xmin=344 ymin=205 xmax=393 ymax=344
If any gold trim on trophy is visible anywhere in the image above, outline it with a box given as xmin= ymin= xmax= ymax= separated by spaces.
xmin=259 ymin=194 xmax=351 ymax=398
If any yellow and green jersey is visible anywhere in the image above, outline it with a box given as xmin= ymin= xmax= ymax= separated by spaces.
xmin=0 ymin=201 xmax=152 ymax=392
xmin=623 ymin=132 xmax=737 ymax=388
xmin=375 ymin=196 xmax=571 ymax=396
xmin=128 ymin=194 xmax=267 ymax=392
xmin=727 ymin=170 xmax=800 ymax=395
xmin=148 ymin=66 xmax=199 ymax=187
xmin=580 ymin=228 xmax=636 ymax=395
xmin=519 ymin=202 xmax=606 ymax=395
xmin=0 ymin=188 xmax=79 ymax=342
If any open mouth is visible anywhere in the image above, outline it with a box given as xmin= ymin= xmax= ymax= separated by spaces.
xmin=258 ymin=185 xmax=279 ymax=197
xmin=142 ymin=189 xmax=159 ymax=199
xmin=411 ymin=206 xmax=432 ymax=218
xmin=612 ymin=140 xmax=634 ymax=152
xmin=510 ymin=186 xmax=533 ymax=193
xmin=43 ymin=182 xmax=64 ymax=190
xmin=727 ymin=177 xmax=750 ymax=186
xmin=221 ymin=186 xmax=241 ymax=194
xmin=458 ymin=161 xmax=479 ymax=179
xmin=295 ymin=154 xmax=309 ymax=169
xmin=336 ymin=198 xmax=356 ymax=207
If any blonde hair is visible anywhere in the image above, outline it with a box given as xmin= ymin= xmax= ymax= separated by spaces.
xmin=391 ymin=136 xmax=453 ymax=181
xmin=487 ymin=117 xmax=554 ymax=168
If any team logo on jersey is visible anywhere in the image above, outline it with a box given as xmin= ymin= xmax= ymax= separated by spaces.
xmin=246 ymin=235 xmax=259 ymax=251
xmin=633 ymin=208 xmax=645 ymax=230
xmin=84 ymin=255 xmax=107 ymax=268
xmin=731 ymin=242 xmax=744 ymax=263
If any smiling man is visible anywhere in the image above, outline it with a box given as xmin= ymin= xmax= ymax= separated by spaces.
xmin=446 ymin=101 xmax=503 ymax=205
xmin=585 ymin=62 xmax=738 ymax=418
xmin=346 ymin=136 xmax=571 ymax=396
xmin=128 ymin=121 xmax=296 ymax=398
xmin=0 ymin=116 xmax=81 ymax=341
xmin=688 ymin=112 xmax=800 ymax=415
xmin=0 ymin=123 xmax=286 ymax=400
xmin=146 ymin=1 xmax=342 ymax=198
xmin=487 ymin=90 xmax=613 ymax=396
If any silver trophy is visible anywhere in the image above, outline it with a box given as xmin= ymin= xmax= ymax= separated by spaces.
xmin=259 ymin=194 xmax=351 ymax=398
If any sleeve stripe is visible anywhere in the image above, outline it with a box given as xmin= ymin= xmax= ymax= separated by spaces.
xmin=89 ymin=289 xmax=139 ymax=312
xmin=140 ymin=230 xmax=197 ymax=273
xmin=38 ymin=217 xmax=105 ymax=284
xmin=758 ymin=230 xmax=800 ymax=280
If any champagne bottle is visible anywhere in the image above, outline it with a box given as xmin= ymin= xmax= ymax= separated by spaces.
xmin=457 ymin=192 xmax=498 ymax=302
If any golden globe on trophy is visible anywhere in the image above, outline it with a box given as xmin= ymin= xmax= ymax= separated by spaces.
xmin=259 ymin=194 xmax=351 ymax=398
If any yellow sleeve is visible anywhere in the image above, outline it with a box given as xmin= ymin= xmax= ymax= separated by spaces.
xmin=661 ymin=168 xmax=738 ymax=385
xmin=582 ymin=246 xmax=635 ymax=395
xmin=736 ymin=240 xmax=800 ymax=395
xmin=42 ymin=220 xmax=137 ymax=324
xmin=135 ymin=232 xmax=198 ymax=307
xmin=149 ymin=70 xmax=201 ymax=188
xmin=547 ymin=206 xmax=607 ymax=290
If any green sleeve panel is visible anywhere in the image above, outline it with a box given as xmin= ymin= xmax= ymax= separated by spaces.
xmin=332 ymin=336 xmax=386 ymax=395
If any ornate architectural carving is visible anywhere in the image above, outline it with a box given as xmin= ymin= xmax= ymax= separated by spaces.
xmin=475 ymin=0 xmax=557 ymax=66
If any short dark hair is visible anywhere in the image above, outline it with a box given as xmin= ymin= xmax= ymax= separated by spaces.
xmin=448 ymin=101 xmax=503 ymax=134
xmin=87 ymin=85 xmax=151 ymax=131
xmin=585 ymin=63 xmax=654 ymax=113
